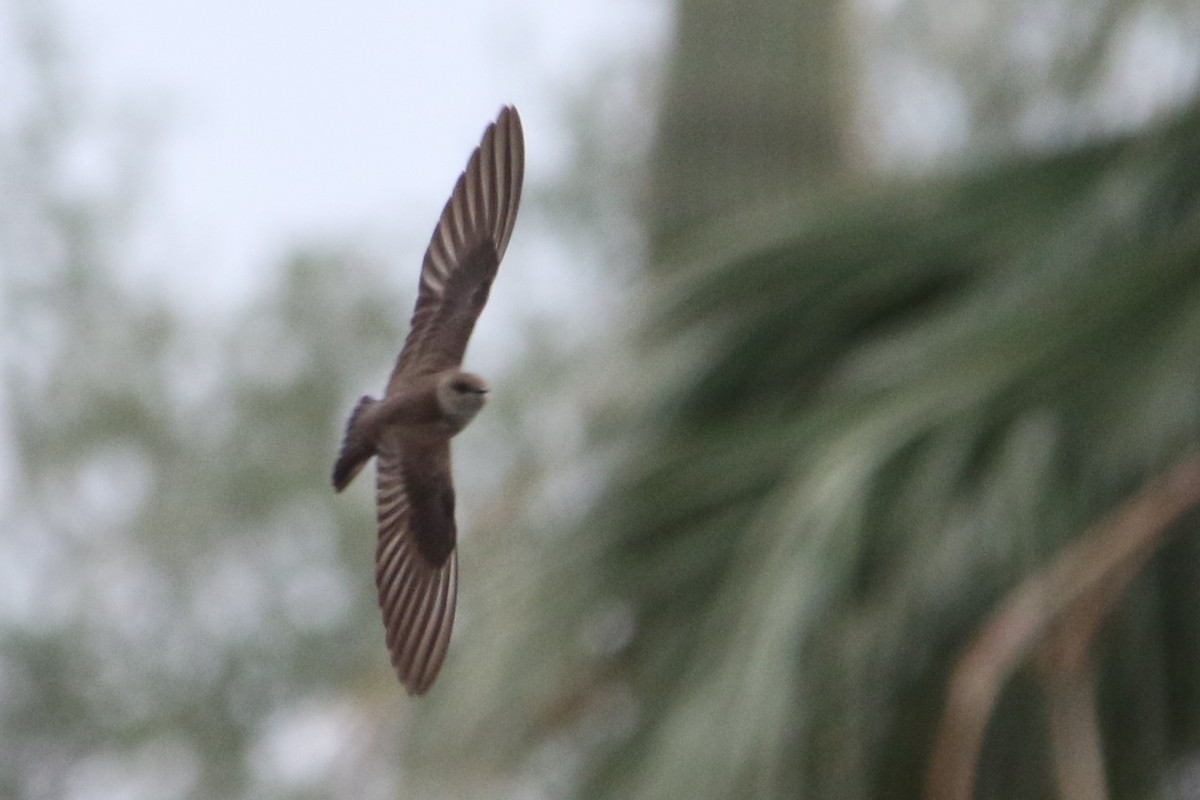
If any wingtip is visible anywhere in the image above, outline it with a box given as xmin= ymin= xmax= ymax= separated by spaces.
xmin=377 ymin=519 xmax=459 ymax=696
xmin=493 ymin=105 xmax=524 ymax=149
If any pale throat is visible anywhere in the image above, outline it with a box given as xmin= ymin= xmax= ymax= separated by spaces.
xmin=435 ymin=371 xmax=488 ymax=428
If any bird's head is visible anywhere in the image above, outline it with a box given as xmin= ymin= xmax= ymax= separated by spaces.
xmin=436 ymin=371 xmax=489 ymax=425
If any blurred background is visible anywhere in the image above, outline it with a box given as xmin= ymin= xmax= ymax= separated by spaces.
xmin=2 ymin=0 xmax=1200 ymax=798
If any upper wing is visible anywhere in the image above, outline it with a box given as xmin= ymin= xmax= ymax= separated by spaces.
xmin=374 ymin=440 xmax=459 ymax=695
xmin=387 ymin=106 xmax=525 ymax=391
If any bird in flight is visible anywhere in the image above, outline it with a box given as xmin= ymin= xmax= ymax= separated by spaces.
xmin=332 ymin=106 xmax=524 ymax=695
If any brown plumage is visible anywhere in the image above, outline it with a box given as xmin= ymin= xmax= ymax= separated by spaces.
xmin=332 ymin=106 xmax=524 ymax=695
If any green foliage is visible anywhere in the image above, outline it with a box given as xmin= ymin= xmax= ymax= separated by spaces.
xmin=0 ymin=15 xmax=415 ymax=796
xmin=632 ymin=117 xmax=1200 ymax=798
xmin=599 ymin=108 xmax=1200 ymax=799
xmin=426 ymin=108 xmax=1200 ymax=800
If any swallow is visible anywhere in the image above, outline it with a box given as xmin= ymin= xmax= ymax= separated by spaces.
xmin=333 ymin=106 xmax=524 ymax=694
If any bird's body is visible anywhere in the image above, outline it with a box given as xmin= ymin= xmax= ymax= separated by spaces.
xmin=332 ymin=107 xmax=524 ymax=695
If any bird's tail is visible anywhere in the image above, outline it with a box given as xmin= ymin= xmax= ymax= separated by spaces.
xmin=332 ymin=396 xmax=378 ymax=492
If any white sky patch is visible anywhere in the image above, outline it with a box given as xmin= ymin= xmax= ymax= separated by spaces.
xmin=63 ymin=736 xmax=201 ymax=800
xmin=249 ymin=697 xmax=363 ymax=791
xmin=46 ymin=0 xmax=668 ymax=316
xmin=1098 ymin=4 xmax=1200 ymax=131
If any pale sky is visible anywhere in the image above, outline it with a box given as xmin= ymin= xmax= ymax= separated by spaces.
xmin=43 ymin=0 xmax=667 ymax=312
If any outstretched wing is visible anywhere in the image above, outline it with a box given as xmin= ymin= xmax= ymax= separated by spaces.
xmin=374 ymin=441 xmax=459 ymax=695
xmin=387 ymin=105 xmax=524 ymax=392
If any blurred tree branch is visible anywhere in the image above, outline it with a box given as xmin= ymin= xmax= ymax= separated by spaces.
xmin=926 ymin=450 xmax=1200 ymax=800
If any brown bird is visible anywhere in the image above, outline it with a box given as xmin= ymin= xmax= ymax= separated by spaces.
xmin=332 ymin=106 xmax=524 ymax=695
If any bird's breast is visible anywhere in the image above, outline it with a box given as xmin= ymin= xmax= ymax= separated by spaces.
xmin=374 ymin=383 xmax=467 ymax=444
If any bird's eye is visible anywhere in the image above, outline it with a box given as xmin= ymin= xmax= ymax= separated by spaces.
xmin=452 ymin=380 xmax=471 ymax=393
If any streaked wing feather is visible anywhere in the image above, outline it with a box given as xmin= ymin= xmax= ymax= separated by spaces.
xmin=387 ymin=106 xmax=525 ymax=392
xmin=374 ymin=443 xmax=458 ymax=695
